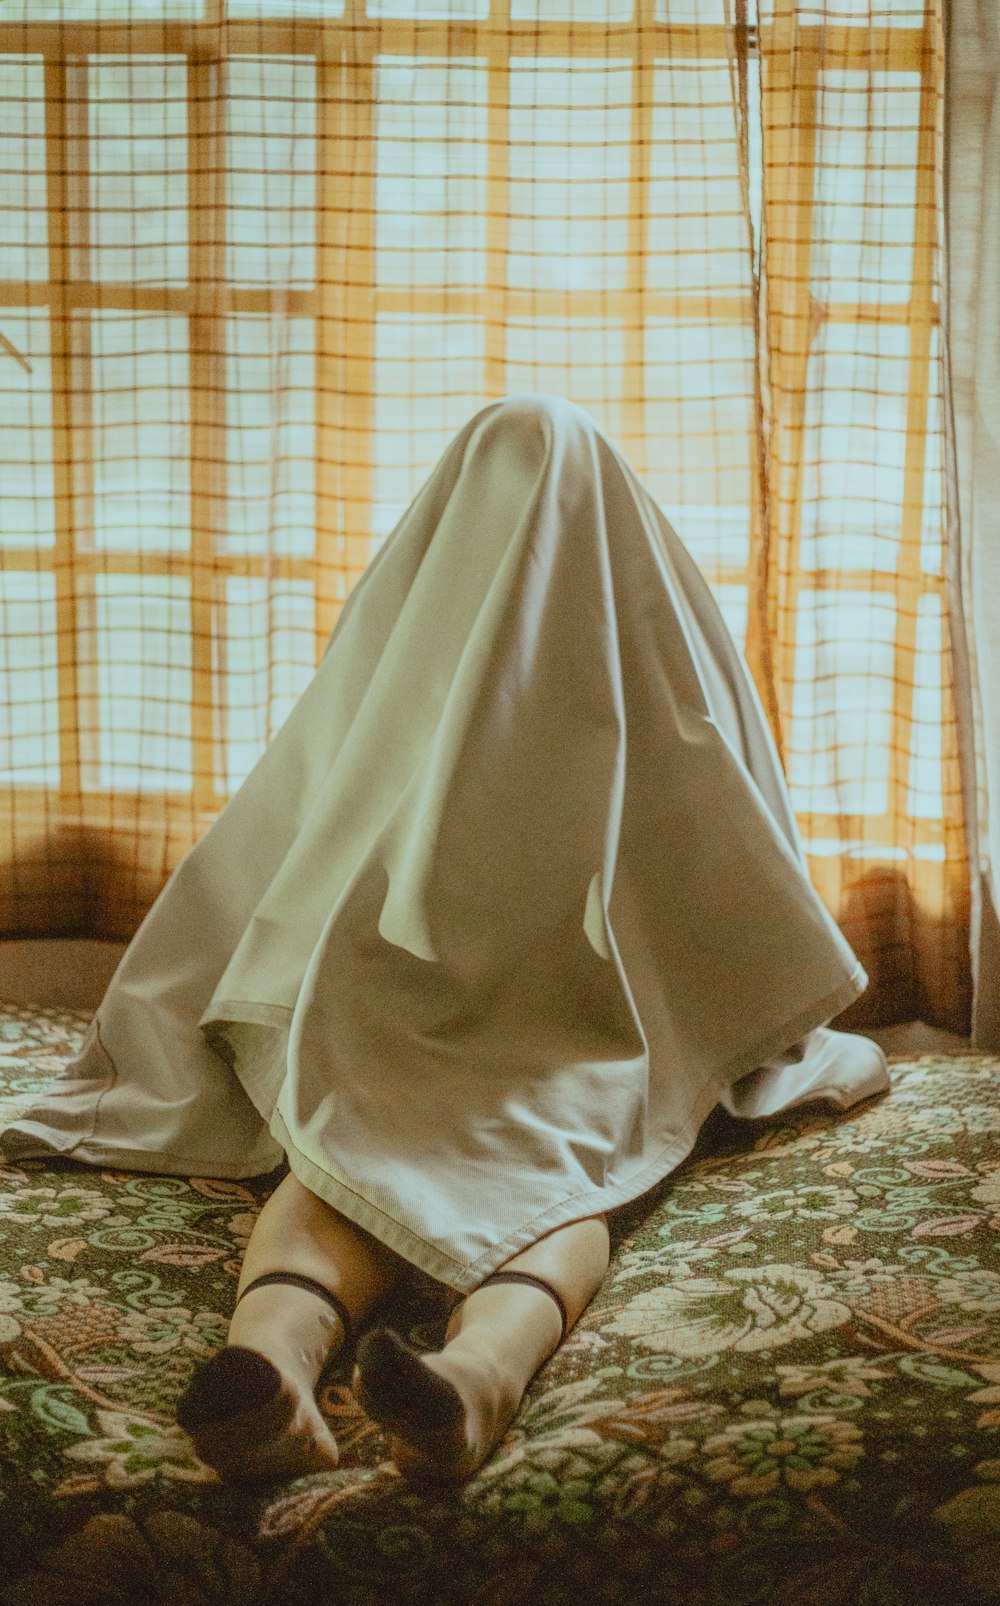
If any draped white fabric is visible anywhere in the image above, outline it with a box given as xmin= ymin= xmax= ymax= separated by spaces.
xmin=0 ymin=397 xmax=888 ymax=1291
xmin=944 ymin=0 xmax=1000 ymax=1049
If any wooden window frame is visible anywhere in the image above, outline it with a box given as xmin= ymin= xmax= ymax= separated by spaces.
xmin=0 ymin=4 xmax=950 ymax=896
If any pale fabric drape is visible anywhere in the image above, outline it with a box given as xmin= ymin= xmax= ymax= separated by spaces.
xmin=943 ymin=0 xmax=1000 ymax=1049
xmin=0 ymin=395 xmax=888 ymax=1291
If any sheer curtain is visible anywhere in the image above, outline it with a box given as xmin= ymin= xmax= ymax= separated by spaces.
xmin=942 ymin=0 xmax=1000 ymax=1050
xmin=0 ymin=0 xmax=969 ymax=1033
xmin=752 ymin=0 xmax=969 ymax=1035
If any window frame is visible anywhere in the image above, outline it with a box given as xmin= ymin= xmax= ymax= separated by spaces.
xmin=0 ymin=2 xmax=952 ymax=906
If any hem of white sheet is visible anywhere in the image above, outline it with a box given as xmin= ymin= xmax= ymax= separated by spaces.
xmin=202 ymin=999 xmax=293 ymax=1030
xmin=0 ymin=1123 xmax=285 ymax=1179
xmin=225 ymin=959 xmax=879 ymax=1295
xmin=0 ymin=965 xmax=880 ymax=1291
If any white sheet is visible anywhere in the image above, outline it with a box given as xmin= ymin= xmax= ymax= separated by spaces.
xmin=0 ymin=395 xmax=889 ymax=1292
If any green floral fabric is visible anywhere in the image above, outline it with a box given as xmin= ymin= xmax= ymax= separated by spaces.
xmin=1 ymin=999 xmax=999 ymax=1605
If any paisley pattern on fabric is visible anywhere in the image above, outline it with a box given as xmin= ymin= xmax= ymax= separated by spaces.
xmin=1 ymin=1000 xmax=998 ymax=1606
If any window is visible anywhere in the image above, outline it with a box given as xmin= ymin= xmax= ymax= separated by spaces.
xmin=0 ymin=0 xmax=956 ymax=951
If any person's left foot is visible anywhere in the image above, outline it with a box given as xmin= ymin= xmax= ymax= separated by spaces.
xmin=351 ymin=1327 xmax=518 ymax=1485
xmin=176 ymin=1345 xmax=342 ymax=1480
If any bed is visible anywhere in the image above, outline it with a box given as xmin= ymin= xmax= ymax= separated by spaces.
xmin=1 ymin=998 xmax=997 ymax=1605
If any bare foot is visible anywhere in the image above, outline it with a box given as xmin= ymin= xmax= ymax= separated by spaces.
xmin=175 ymin=1345 xmax=341 ymax=1481
xmin=351 ymin=1327 xmax=520 ymax=1486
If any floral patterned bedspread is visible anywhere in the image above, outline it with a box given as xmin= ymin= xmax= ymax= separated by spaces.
xmin=1 ymin=1000 xmax=999 ymax=1605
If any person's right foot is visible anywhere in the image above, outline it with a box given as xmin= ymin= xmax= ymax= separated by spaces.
xmin=352 ymin=1326 xmax=518 ymax=1486
xmin=176 ymin=1345 xmax=341 ymax=1480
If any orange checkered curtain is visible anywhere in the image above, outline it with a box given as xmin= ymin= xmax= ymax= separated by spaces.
xmin=0 ymin=0 xmax=972 ymax=1034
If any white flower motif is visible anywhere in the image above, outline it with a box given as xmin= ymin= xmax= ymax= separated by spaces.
xmin=934 ymin=1270 xmax=1000 ymax=1313
xmin=615 ymin=1233 xmax=759 ymax=1284
xmin=64 ymin=1410 xmax=218 ymax=1488
xmin=776 ymin=1357 xmax=892 ymax=1398
xmin=0 ymin=1277 xmax=28 ymax=1343
xmin=602 ymin=1264 xmax=851 ymax=1358
xmin=117 ymin=1305 xmax=228 ymax=1358
xmin=822 ymin=1133 xmax=906 ymax=1158
xmin=971 ymin=1171 xmax=1000 ymax=1211
xmin=0 ymin=1274 xmax=109 ymax=1338
xmin=0 ymin=1184 xmax=116 ymax=1229
xmin=44 ymin=1275 xmax=114 ymax=1308
xmin=730 ymin=1186 xmax=858 ymax=1224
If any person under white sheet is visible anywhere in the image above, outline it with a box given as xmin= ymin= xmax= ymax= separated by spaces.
xmin=0 ymin=393 xmax=889 ymax=1485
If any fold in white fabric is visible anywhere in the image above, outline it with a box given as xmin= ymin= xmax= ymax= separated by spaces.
xmin=0 ymin=395 xmax=889 ymax=1292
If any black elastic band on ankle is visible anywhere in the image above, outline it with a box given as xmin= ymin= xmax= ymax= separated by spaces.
xmin=478 ymin=1270 xmax=568 ymax=1345
xmin=236 ymin=1271 xmax=355 ymax=1352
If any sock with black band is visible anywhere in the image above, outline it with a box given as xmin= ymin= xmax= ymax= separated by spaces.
xmin=477 ymin=1269 xmax=569 ymax=1345
xmin=235 ymin=1269 xmax=356 ymax=1354
xmin=175 ymin=1270 xmax=355 ymax=1438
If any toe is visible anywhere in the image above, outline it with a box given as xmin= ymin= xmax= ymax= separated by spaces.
xmin=353 ymin=1327 xmax=466 ymax=1437
xmin=177 ymin=1351 xmax=340 ymax=1481
xmin=176 ymin=1345 xmax=282 ymax=1431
